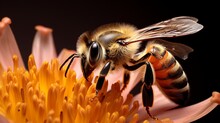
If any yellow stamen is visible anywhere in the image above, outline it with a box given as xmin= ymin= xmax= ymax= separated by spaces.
xmin=155 ymin=118 xmax=174 ymax=123
xmin=0 ymin=54 xmax=146 ymax=123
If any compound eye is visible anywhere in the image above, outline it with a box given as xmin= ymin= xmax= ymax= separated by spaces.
xmin=89 ymin=42 xmax=101 ymax=65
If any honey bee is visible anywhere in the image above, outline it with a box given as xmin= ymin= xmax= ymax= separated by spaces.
xmin=60 ymin=16 xmax=203 ymax=119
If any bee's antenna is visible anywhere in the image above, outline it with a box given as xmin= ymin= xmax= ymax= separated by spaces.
xmin=59 ymin=53 xmax=80 ymax=77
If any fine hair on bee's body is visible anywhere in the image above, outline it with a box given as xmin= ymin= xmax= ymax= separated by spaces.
xmin=60 ymin=16 xmax=203 ymax=119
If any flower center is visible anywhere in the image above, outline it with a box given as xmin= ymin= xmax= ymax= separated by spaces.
xmin=0 ymin=55 xmax=141 ymax=123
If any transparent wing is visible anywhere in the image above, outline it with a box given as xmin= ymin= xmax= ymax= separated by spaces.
xmin=153 ymin=39 xmax=193 ymax=60
xmin=126 ymin=16 xmax=203 ymax=42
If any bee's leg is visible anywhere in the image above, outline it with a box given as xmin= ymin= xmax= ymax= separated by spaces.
xmin=120 ymin=70 xmax=130 ymax=92
xmin=123 ymin=62 xmax=158 ymax=120
xmin=96 ymin=61 xmax=112 ymax=95
xmin=142 ymin=84 xmax=156 ymax=119
xmin=130 ymin=52 xmax=151 ymax=64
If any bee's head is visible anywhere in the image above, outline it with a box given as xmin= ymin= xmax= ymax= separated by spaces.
xmin=77 ymin=32 xmax=104 ymax=80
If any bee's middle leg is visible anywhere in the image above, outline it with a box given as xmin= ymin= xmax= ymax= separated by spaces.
xmin=120 ymin=70 xmax=130 ymax=92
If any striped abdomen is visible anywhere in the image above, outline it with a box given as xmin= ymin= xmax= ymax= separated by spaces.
xmin=148 ymin=45 xmax=190 ymax=105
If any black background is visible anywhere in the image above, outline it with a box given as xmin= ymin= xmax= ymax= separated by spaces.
xmin=1 ymin=1 xmax=220 ymax=122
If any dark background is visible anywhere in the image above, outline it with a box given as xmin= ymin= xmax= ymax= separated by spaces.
xmin=1 ymin=1 xmax=219 ymax=122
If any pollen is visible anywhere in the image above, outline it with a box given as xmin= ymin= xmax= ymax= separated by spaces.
xmin=0 ymin=54 xmax=144 ymax=123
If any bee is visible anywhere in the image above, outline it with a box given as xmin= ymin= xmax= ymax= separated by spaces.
xmin=60 ymin=16 xmax=203 ymax=119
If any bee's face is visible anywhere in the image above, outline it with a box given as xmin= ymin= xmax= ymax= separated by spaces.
xmin=76 ymin=24 xmax=139 ymax=79
xmin=76 ymin=32 xmax=105 ymax=79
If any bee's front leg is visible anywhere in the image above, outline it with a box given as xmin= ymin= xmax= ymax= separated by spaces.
xmin=96 ymin=61 xmax=111 ymax=95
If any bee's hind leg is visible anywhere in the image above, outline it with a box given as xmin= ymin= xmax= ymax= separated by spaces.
xmin=123 ymin=62 xmax=158 ymax=120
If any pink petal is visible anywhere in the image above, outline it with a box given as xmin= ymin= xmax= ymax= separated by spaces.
xmin=0 ymin=115 xmax=9 ymax=123
xmin=132 ymin=85 xmax=178 ymax=122
xmin=105 ymin=69 xmax=125 ymax=91
xmin=135 ymin=87 xmax=219 ymax=122
xmin=32 ymin=25 xmax=57 ymax=68
xmin=157 ymin=95 xmax=218 ymax=122
xmin=0 ymin=17 xmax=24 ymax=70
xmin=212 ymin=91 xmax=220 ymax=104
xmin=58 ymin=49 xmax=82 ymax=78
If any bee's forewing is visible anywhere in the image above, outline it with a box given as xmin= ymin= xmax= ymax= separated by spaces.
xmin=126 ymin=16 xmax=203 ymax=42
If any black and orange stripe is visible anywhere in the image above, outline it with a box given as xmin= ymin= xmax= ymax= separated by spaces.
xmin=148 ymin=48 xmax=190 ymax=105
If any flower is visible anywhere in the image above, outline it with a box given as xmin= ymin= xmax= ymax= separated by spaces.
xmin=0 ymin=17 xmax=219 ymax=123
